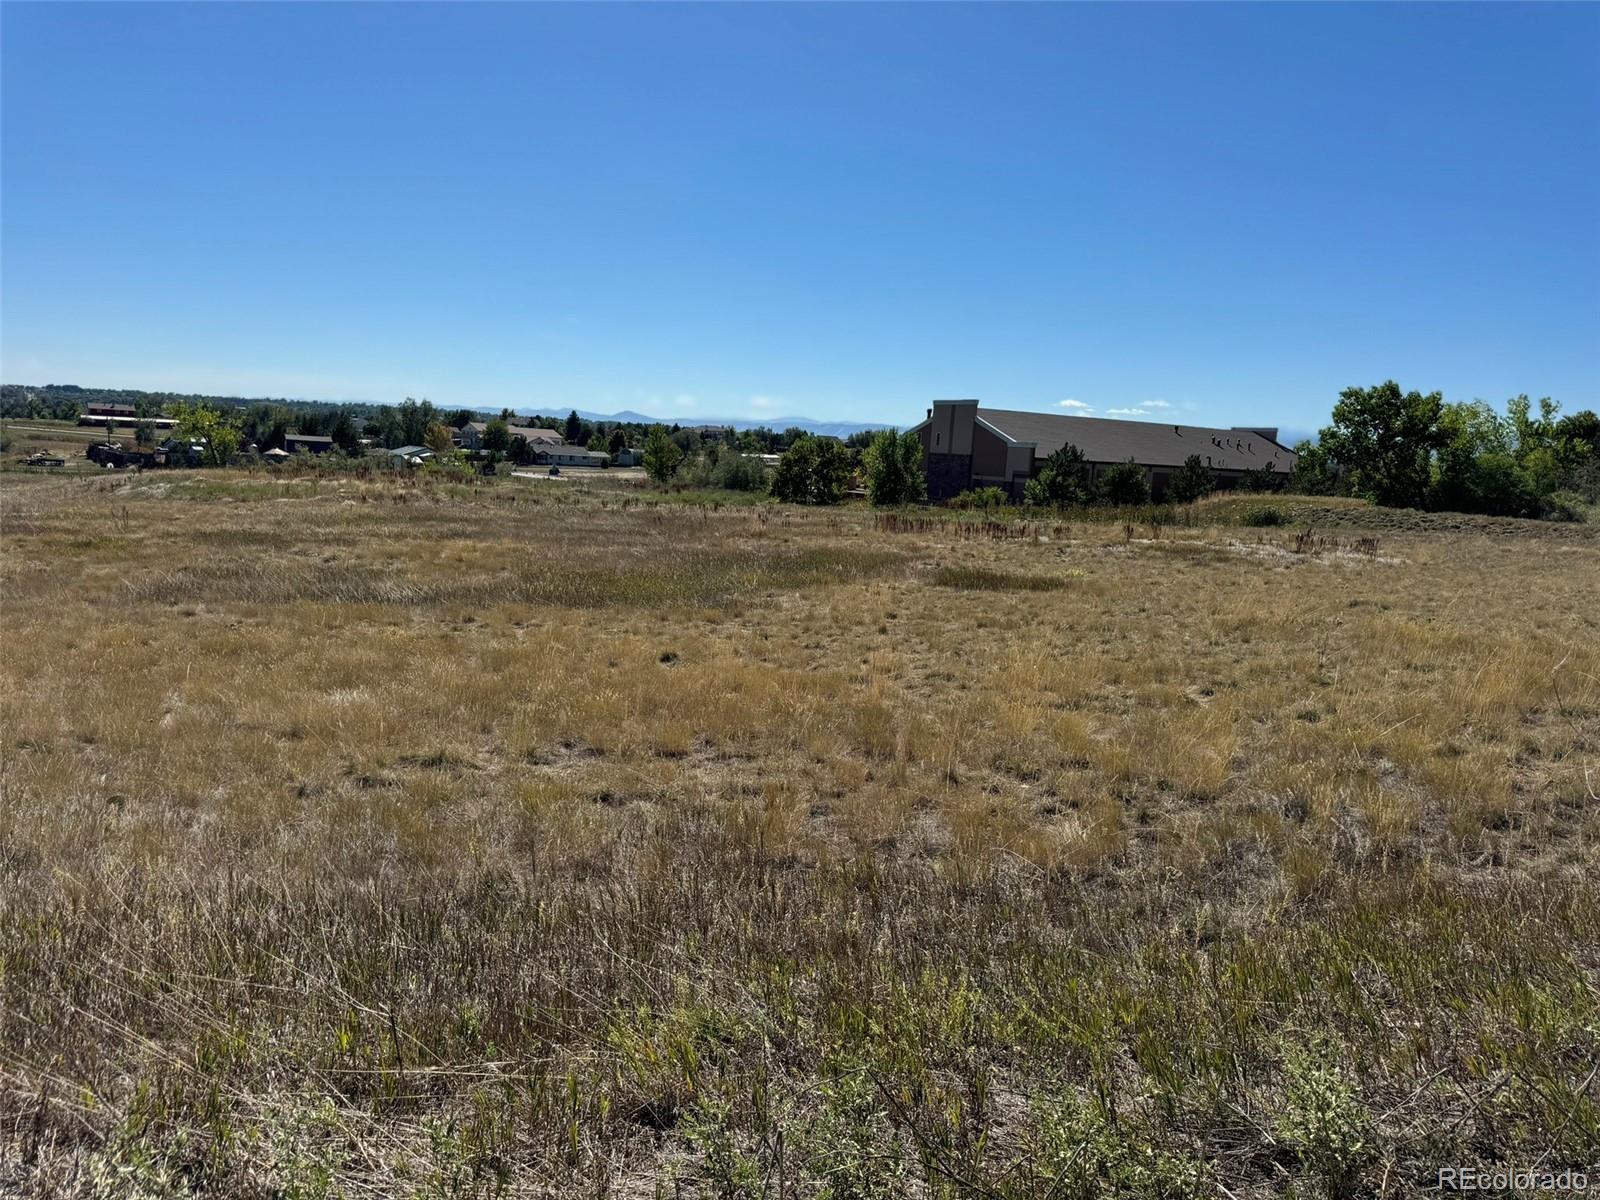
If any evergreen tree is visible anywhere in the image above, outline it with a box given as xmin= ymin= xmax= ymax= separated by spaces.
xmin=642 ymin=425 xmax=682 ymax=483
xmin=1023 ymin=443 xmax=1094 ymax=507
xmin=1098 ymin=459 xmax=1151 ymax=505
xmin=1166 ymin=454 xmax=1216 ymax=503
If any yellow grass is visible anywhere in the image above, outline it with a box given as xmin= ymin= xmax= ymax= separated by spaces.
xmin=2 ymin=469 xmax=1598 ymax=1196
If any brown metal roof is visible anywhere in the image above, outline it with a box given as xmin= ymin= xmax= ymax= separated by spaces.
xmin=979 ymin=409 xmax=1296 ymax=473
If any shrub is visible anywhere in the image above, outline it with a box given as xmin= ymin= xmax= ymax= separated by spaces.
xmin=711 ymin=451 xmax=769 ymax=493
xmin=1241 ymin=464 xmax=1285 ymax=493
xmin=807 ymin=1063 xmax=903 ymax=1200
xmin=683 ymin=1093 xmax=761 ymax=1198
xmin=1033 ymin=1091 xmax=1206 ymax=1199
xmin=950 ymin=486 xmax=1008 ymax=509
xmin=1543 ymin=491 xmax=1596 ymax=523
xmin=1024 ymin=442 xmax=1094 ymax=507
xmin=1275 ymin=1039 xmax=1373 ymax=1198
xmin=1242 ymin=504 xmax=1287 ymax=527
xmin=1098 ymin=459 xmax=1151 ymax=506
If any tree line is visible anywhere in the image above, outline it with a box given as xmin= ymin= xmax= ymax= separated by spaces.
xmin=635 ymin=426 xmax=927 ymax=506
xmin=2 ymin=385 xmax=866 ymax=460
xmin=1288 ymin=382 xmax=1599 ymax=518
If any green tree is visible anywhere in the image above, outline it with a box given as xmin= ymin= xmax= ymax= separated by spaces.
xmin=328 ymin=409 xmax=361 ymax=455
xmin=808 ymin=438 xmax=852 ymax=504
xmin=1317 ymin=381 xmax=1443 ymax=508
xmin=482 ymin=417 xmax=511 ymax=455
xmin=862 ymin=430 xmax=927 ymax=506
xmin=642 ymin=425 xmax=683 ymax=483
xmin=424 ymin=422 xmax=457 ymax=457
xmin=1023 ymin=442 xmax=1094 ymax=507
xmin=1553 ymin=410 xmax=1600 ymax=462
xmin=770 ymin=435 xmax=851 ymax=504
xmin=565 ymin=410 xmax=583 ymax=444
xmin=608 ymin=427 xmax=627 ymax=456
xmin=169 ymin=399 xmax=240 ymax=467
xmin=1098 ymin=459 xmax=1151 ymax=505
xmin=1289 ymin=440 xmax=1341 ymax=495
xmin=1166 ymin=454 xmax=1216 ymax=503
xmin=241 ymin=402 xmax=293 ymax=451
xmin=133 ymin=394 xmax=162 ymax=447
xmin=397 ymin=398 xmax=437 ymax=446
xmin=1429 ymin=401 xmax=1536 ymax=516
xmin=770 ymin=439 xmax=815 ymax=503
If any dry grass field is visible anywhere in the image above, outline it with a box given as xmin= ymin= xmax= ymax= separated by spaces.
xmin=2 ymin=470 xmax=1598 ymax=1198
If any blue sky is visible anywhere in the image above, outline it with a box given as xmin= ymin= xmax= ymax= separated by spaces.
xmin=3 ymin=3 xmax=1596 ymax=433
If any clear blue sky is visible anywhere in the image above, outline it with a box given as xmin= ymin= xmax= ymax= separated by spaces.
xmin=4 ymin=3 xmax=1597 ymax=433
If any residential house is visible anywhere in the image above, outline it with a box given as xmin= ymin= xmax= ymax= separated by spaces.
xmin=458 ymin=422 xmax=563 ymax=452
xmin=535 ymin=444 xmax=610 ymax=468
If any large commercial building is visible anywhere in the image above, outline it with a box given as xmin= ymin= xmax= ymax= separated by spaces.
xmin=911 ymin=399 xmax=1297 ymax=502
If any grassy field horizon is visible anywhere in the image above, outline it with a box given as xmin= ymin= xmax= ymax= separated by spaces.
xmin=2 ymin=469 xmax=1597 ymax=1198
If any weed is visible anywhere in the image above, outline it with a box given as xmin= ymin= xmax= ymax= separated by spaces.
xmin=807 ymin=1063 xmax=904 ymax=1200
xmin=1275 ymin=1038 xmax=1374 ymax=1199
xmin=1031 ymin=1091 xmax=1207 ymax=1199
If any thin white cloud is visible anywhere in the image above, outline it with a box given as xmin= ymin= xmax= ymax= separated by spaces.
xmin=748 ymin=395 xmax=775 ymax=410
xmin=1142 ymin=399 xmax=1172 ymax=409
xmin=1105 ymin=407 xmax=1150 ymax=416
xmin=1057 ymin=399 xmax=1093 ymax=411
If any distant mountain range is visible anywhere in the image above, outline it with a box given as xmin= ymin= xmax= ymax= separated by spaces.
xmin=513 ymin=408 xmax=896 ymax=439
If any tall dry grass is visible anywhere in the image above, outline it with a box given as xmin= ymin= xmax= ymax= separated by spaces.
xmin=2 ymin=470 xmax=1597 ymax=1197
